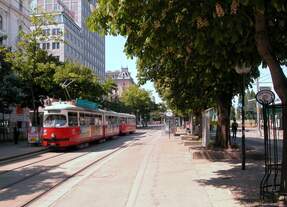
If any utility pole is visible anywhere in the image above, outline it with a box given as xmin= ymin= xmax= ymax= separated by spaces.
xmin=256 ymin=78 xmax=262 ymax=136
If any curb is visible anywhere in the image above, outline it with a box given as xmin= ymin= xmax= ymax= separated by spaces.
xmin=0 ymin=148 xmax=49 ymax=163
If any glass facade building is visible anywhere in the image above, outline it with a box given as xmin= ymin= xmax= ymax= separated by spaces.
xmin=32 ymin=0 xmax=105 ymax=80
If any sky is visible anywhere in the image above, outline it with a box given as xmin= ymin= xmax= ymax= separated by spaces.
xmin=105 ymin=35 xmax=162 ymax=103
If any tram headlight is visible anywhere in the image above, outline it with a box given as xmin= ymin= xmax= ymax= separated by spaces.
xmin=51 ymin=133 xmax=56 ymax=138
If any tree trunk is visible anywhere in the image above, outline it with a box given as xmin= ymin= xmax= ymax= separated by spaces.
xmin=30 ymin=86 xmax=37 ymax=126
xmin=215 ymin=94 xmax=232 ymax=148
xmin=193 ymin=111 xmax=202 ymax=137
xmin=255 ymin=9 xmax=287 ymax=194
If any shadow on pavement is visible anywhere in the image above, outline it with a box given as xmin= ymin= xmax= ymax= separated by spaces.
xmin=0 ymin=166 xmax=68 ymax=202
xmin=181 ymin=133 xmax=277 ymax=206
xmin=195 ymin=160 xmax=265 ymax=205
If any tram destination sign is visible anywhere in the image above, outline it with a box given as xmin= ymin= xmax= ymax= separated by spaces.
xmin=255 ymin=89 xmax=275 ymax=105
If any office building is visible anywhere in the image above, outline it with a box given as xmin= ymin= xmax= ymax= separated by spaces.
xmin=0 ymin=0 xmax=30 ymax=48
xmin=32 ymin=0 xmax=105 ymax=80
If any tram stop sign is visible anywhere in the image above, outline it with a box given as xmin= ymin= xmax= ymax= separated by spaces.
xmin=255 ymin=89 xmax=275 ymax=105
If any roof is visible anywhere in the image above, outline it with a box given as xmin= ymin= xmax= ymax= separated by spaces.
xmin=45 ymin=102 xmax=78 ymax=111
xmin=44 ymin=102 xmax=135 ymax=117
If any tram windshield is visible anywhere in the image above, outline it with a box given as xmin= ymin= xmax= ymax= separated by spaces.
xmin=44 ymin=114 xmax=67 ymax=127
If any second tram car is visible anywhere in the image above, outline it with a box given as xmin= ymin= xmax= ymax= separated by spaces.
xmin=42 ymin=101 xmax=136 ymax=148
xmin=119 ymin=113 xmax=136 ymax=135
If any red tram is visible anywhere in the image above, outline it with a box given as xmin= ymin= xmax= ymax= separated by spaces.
xmin=42 ymin=101 xmax=136 ymax=148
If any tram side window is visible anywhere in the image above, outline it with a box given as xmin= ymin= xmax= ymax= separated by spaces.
xmin=128 ymin=118 xmax=135 ymax=124
xmin=68 ymin=112 xmax=78 ymax=126
xmin=107 ymin=116 xmax=111 ymax=126
xmin=120 ymin=117 xmax=127 ymax=124
xmin=89 ymin=114 xmax=95 ymax=125
xmin=107 ymin=116 xmax=115 ymax=127
xmin=99 ymin=115 xmax=102 ymax=126
xmin=110 ymin=116 xmax=114 ymax=126
xmin=95 ymin=115 xmax=102 ymax=126
xmin=112 ymin=116 xmax=119 ymax=126
xmin=80 ymin=113 xmax=85 ymax=126
xmin=84 ymin=113 xmax=90 ymax=125
xmin=116 ymin=117 xmax=119 ymax=125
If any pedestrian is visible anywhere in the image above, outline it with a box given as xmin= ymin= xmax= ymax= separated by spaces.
xmin=13 ymin=126 xmax=19 ymax=144
xmin=231 ymin=119 xmax=238 ymax=143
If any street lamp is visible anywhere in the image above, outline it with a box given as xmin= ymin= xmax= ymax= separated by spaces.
xmin=235 ymin=64 xmax=251 ymax=170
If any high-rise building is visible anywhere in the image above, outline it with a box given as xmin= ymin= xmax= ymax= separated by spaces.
xmin=32 ymin=0 xmax=105 ymax=80
xmin=0 ymin=0 xmax=30 ymax=48
xmin=0 ymin=1 xmax=31 ymax=130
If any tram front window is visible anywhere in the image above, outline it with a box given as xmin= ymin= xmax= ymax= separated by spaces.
xmin=44 ymin=114 xmax=67 ymax=127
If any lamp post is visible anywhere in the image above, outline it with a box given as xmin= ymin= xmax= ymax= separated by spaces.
xmin=235 ymin=64 xmax=251 ymax=170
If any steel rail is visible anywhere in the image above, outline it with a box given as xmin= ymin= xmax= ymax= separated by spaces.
xmin=21 ymin=135 xmax=142 ymax=207
xmin=0 ymin=152 xmax=66 ymax=176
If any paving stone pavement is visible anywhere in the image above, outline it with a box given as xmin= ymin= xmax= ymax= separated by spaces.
xmin=0 ymin=141 xmax=45 ymax=161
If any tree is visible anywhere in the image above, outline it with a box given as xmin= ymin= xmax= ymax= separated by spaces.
xmin=150 ymin=102 xmax=167 ymax=122
xmin=87 ymin=0 xmax=260 ymax=147
xmin=53 ymin=62 xmax=105 ymax=102
xmin=5 ymin=14 xmax=61 ymax=126
xmin=120 ymin=85 xmax=153 ymax=126
xmin=230 ymin=106 xmax=236 ymax=121
xmin=102 ymin=78 xmax=118 ymax=97
xmin=0 ymin=47 xmax=22 ymax=114
xmin=87 ymin=0 xmax=287 ymax=194
xmin=215 ymin=0 xmax=287 ymax=193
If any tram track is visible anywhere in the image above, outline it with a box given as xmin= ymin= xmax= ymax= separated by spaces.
xmin=0 ymin=150 xmax=93 ymax=190
xmin=0 ymin=137 xmax=123 ymax=178
xmin=0 ymin=152 xmax=66 ymax=176
xmin=0 ymin=149 xmax=50 ymax=166
xmin=0 ymin=131 xmax=148 ymax=207
xmin=20 ymin=133 xmax=147 ymax=207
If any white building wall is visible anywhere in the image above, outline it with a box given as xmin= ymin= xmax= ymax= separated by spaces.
xmin=0 ymin=1 xmax=31 ymax=130
xmin=0 ymin=0 xmax=30 ymax=49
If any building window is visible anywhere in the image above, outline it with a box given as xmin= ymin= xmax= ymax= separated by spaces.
xmin=0 ymin=15 xmax=2 ymax=30
xmin=45 ymin=0 xmax=53 ymax=11
xmin=43 ymin=29 xmax=50 ymax=36
xmin=19 ymin=0 xmax=23 ymax=12
xmin=52 ymin=28 xmax=61 ymax=35
xmin=52 ymin=42 xmax=60 ymax=49
xmin=54 ymin=2 xmax=61 ymax=11
xmin=42 ymin=43 xmax=50 ymax=50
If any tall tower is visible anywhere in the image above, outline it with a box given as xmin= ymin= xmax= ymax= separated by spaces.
xmin=32 ymin=0 xmax=105 ymax=80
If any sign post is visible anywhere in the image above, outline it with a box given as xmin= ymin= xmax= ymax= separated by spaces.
xmin=165 ymin=111 xmax=173 ymax=140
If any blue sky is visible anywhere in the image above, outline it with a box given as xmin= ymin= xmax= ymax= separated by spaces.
xmin=105 ymin=35 xmax=162 ymax=103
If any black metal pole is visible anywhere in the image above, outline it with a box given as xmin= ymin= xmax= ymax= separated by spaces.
xmin=242 ymin=75 xmax=246 ymax=170
xmin=169 ymin=119 xmax=170 ymax=139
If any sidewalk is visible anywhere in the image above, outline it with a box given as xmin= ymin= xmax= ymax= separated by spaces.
xmin=136 ymin=131 xmax=244 ymax=207
xmin=179 ymin=128 xmax=280 ymax=206
xmin=0 ymin=141 xmax=46 ymax=162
